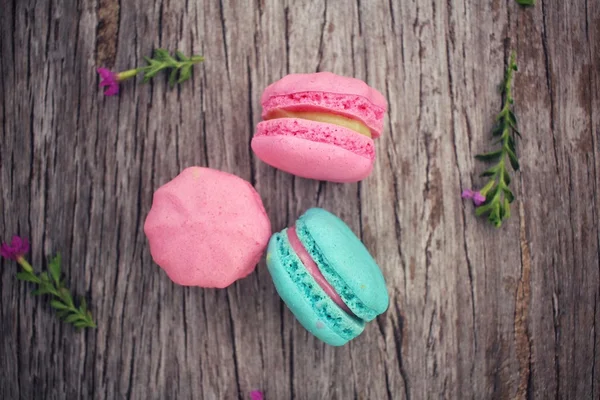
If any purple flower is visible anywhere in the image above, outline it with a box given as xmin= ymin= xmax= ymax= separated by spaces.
xmin=472 ymin=192 xmax=486 ymax=206
xmin=462 ymin=189 xmax=486 ymax=206
xmin=1 ymin=236 xmax=30 ymax=261
xmin=250 ymin=390 xmax=263 ymax=400
xmin=97 ymin=68 xmax=120 ymax=96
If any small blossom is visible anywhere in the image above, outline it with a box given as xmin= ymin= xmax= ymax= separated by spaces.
xmin=97 ymin=68 xmax=120 ymax=96
xmin=250 ymin=390 xmax=263 ymax=400
xmin=461 ymin=189 xmax=475 ymax=200
xmin=1 ymin=236 xmax=30 ymax=261
xmin=472 ymin=191 xmax=486 ymax=206
xmin=462 ymin=189 xmax=486 ymax=206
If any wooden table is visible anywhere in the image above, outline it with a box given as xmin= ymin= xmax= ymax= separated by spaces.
xmin=1 ymin=0 xmax=598 ymax=398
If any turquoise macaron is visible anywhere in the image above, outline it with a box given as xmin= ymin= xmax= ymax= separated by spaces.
xmin=266 ymin=208 xmax=389 ymax=346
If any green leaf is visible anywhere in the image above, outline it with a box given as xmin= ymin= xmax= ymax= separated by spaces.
xmin=475 ymin=150 xmax=503 ymax=162
xmin=481 ymin=166 xmax=497 ymax=177
xmin=60 ymin=288 xmax=74 ymax=307
xmin=177 ymin=64 xmax=192 ymax=84
xmin=499 ymin=199 xmax=506 ymax=220
xmin=475 ymin=202 xmax=493 ymax=217
xmin=508 ymin=111 xmax=518 ymax=126
xmin=507 ymin=135 xmax=516 ymax=151
xmin=50 ymin=300 xmax=69 ymax=310
xmin=168 ymin=68 xmax=178 ymax=87
xmin=489 ymin=202 xmax=502 ymax=227
xmin=17 ymin=271 xmax=40 ymax=283
xmin=511 ymin=125 xmax=522 ymax=138
xmin=153 ymin=48 xmax=171 ymax=62
xmin=503 ymin=187 xmax=515 ymax=203
xmin=175 ymin=51 xmax=188 ymax=61
xmin=501 ymin=164 xmax=511 ymax=185
xmin=31 ymin=287 xmax=51 ymax=296
xmin=190 ymin=55 xmax=205 ymax=62
xmin=73 ymin=321 xmax=89 ymax=329
xmin=48 ymin=253 xmax=62 ymax=284
xmin=79 ymin=297 xmax=88 ymax=312
xmin=507 ymin=147 xmax=520 ymax=170
xmin=515 ymin=0 xmax=535 ymax=6
xmin=503 ymin=198 xmax=512 ymax=220
xmin=65 ymin=314 xmax=82 ymax=324
xmin=39 ymin=272 xmax=50 ymax=283
xmin=487 ymin=182 xmax=500 ymax=201
xmin=492 ymin=124 xmax=505 ymax=137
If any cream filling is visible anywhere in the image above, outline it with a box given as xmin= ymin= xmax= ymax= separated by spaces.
xmin=265 ymin=109 xmax=372 ymax=138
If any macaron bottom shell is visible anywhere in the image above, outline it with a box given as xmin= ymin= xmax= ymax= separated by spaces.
xmin=252 ymin=118 xmax=375 ymax=183
xmin=266 ymin=230 xmax=365 ymax=346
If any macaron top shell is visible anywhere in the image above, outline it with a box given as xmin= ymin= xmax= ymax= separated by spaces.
xmin=296 ymin=208 xmax=389 ymax=320
xmin=260 ymin=72 xmax=387 ymax=110
xmin=144 ymin=167 xmax=271 ymax=288
xmin=260 ymin=72 xmax=387 ymax=138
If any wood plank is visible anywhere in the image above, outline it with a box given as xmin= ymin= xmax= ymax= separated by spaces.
xmin=0 ymin=0 xmax=598 ymax=398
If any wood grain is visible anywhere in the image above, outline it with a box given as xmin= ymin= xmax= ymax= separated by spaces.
xmin=1 ymin=0 xmax=598 ymax=399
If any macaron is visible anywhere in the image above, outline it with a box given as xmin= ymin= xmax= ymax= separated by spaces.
xmin=266 ymin=208 xmax=389 ymax=346
xmin=251 ymin=72 xmax=388 ymax=183
xmin=144 ymin=167 xmax=271 ymax=288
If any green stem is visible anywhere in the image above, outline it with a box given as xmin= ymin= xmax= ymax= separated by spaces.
xmin=116 ymin=68 xmax=141 ymax=81
xmin=17 ymin=257 xmax=34 ymax=274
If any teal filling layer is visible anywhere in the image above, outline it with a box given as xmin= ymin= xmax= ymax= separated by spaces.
xmin=275 ymin=233 xmax=362 ymax=340
xmin=296 ymin=221 xmax=378 ymax=321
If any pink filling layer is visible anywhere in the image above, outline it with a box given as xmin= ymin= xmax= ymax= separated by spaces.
xmin=261 ymin=93 xmax=385 ymax=138
xmin=254 ymin=119 xmax=375 ymax=159
xmin=287 ymin=226 xmax=353 ymax=315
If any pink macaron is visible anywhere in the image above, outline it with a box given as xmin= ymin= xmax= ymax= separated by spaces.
xmin=251 ymin=72 xmax=387 ymax=183
xmin=144 ymin=167 xmax=271 ymax=288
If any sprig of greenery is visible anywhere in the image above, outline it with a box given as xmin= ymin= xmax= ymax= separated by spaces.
xmin=474 ymin=52 xmax=521 ymax=228
xmin=17 ymin=254 xmax=96 ymax=330
xmin=140 ymin=49 xmax=205 ymax=87
xmin=515 ymin=0 xmax=535 ymax=6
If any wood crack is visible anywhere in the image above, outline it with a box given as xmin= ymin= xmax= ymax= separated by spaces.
xmin=95 ymin=0 xmax=120 ymax=67
xmin=540 ymin=0 xmax=559 ymax=173
xmin=284 ymin=6 xmax=290 ymax=73
xmin=288 ymin=329 xmax=295 ymax=400
xmin=315 ymin=0 xmax=328 ymax=72
xmin=201 ymin=58 xmax=209 ymax=167
xmin=225 ymin=291 xmax=242 ymax=399
xmin=514 ymin=200 xmax=532 ymax=400
xmin=247 ymin=59 xmax=256 ymax=186
xmin=357 ymin=182 xmax=364 ymax=241
xmin=157 ymin=0 xmax=164 ymax=46
xmin=355 ymin=0 xmax=362 ymax=36
xmin=592 ymin=293 xmax=597 ymax=398
xmin=217 ymin=0 xmax=231 ymax=82
xmin=125 ymin=339 xmax=136 ymax=400
xmin=392 ymin=300 xmax=411 ymax=400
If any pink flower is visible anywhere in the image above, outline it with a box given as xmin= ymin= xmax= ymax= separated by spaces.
xmin=250 ymin=390 xmax=263 ymax=400
xmin=97 ymin=68 xmax=120 ymax=96
xmin=462 ymin=189 xmax=486 ymax=206
xmin=472 ymin=192 xmax=486 ymax=206
xmin=1 ymin=236 xmax=30 ymax=261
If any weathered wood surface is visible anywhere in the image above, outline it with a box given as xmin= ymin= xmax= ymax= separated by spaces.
xmin=1 ymin=0 xmax=599 ymax=398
